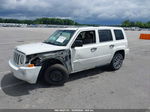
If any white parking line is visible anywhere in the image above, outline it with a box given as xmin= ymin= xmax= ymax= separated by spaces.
xmin=0 ymin=82 xmax=24 ymax=90
xmin=0 ymin=40 xmax=41 ymax=45
xmin=0 ymin=71 xmax=10 ymax=75
xmin=0 ymin=71 xmax=24 ymax=90
xmin=0 ymin=42 xmax=20 ymax=45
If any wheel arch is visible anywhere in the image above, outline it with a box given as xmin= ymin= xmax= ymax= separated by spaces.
xmin=37 ymin=58 xmax=68 ymax=82
xmin=114 ymin=50 xmax=125 ymax=59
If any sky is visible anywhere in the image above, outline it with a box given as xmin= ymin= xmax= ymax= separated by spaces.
xmin=0 ymin=0 xmax=150 ymax=24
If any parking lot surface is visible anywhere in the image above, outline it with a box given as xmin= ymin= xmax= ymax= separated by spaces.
xmin=0 ymin=27 xmax=150 ymax=109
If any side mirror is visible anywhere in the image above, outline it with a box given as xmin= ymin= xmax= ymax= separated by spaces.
xmin=72 ymin=40 xmax=83 ymax=48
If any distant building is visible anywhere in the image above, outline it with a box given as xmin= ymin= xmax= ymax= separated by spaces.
xmin=0 ymin=23 xmax=27 ymax=27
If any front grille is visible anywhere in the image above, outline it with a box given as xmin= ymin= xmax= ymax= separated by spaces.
xmin=13 ymin=50 xmax=25 ymax=65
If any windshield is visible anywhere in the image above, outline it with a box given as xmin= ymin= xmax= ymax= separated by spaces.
xmin=44 ymin=30 xmax=75 ymax=46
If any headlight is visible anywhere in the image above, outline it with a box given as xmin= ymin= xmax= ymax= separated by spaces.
xmin=31 ymin=57 xmax=41 ymax=66
xmin=26 ymin=55 xmax=36 ymax=64
xmin=26 ymin=55 xmax=41 ymax=66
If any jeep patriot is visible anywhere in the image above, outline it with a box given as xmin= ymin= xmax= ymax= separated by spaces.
xmin=9 ymin=27 xmax=129 ymax=85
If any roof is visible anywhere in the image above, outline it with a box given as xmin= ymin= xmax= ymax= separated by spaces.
xmin=62 ymin=26 xmax=123 ymax=31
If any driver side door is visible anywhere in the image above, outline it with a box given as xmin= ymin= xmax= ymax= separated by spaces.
xmin=71 ymin=30 xmax=98 ymax=73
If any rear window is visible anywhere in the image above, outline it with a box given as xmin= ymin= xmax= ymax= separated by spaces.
xmin=98 ymin=30 xmax=113 ymax=42
xmin=114 ymin=30 xmax=124 ymax=40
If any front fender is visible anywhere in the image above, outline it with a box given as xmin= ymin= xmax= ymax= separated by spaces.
xmin=38 ymin=50 xmax=72 ymax=73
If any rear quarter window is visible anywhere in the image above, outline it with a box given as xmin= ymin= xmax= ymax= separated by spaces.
xmin=114 ymin=30 xmax=124 ymax=40
xmin=98 ymin=30 xmax=113 ymax=42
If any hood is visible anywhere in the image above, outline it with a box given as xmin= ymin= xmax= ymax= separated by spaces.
xmin=16 ymin=42 xmax=67 ymax=55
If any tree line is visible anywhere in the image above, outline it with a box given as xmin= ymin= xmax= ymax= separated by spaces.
xmin=0 ymin=18 xmax=150 ymax=28
xmin=121 ymin=20 xmax=150 ymax=28
xmin=0 ymin=18 xmax=79 ymax=25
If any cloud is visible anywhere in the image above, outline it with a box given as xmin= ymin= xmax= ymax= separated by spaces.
xmin=0 ymin=0 xmax=150 ymax=24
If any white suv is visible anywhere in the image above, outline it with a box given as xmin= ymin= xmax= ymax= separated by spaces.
xmin=9 ymin=27 xmax=129 ymax=85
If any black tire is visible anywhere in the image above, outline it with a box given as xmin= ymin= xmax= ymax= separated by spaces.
xmin=110 ymin=52 xmax=124 ymax=71
xmin=44 ymin=64 xmax=69 ymax=85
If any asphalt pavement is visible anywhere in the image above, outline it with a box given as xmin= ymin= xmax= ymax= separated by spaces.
xmin=0 ymin=27 xmax=150 ymax=109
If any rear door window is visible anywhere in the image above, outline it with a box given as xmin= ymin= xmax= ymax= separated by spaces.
xmin=114 ymin=30 xmax=124 ymax=40
xmin=98 ymin=30 xmax=113 ymax=42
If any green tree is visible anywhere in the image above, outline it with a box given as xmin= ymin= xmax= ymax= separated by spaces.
xmin=135 ymin=21 xmax=144 ymax=28
xmin=121 ymin=20 xmax=132 ymax=27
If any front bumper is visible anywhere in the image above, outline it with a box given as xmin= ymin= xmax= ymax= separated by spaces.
xmin=9 ymin=60 xmax=41 ymax=84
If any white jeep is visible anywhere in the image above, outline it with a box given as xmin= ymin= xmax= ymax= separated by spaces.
xmin=9 ymin=27 xmax=129 ymax=85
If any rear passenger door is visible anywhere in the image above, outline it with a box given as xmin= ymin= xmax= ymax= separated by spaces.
xmin=95 ymin=29 xmax=115 ymax=66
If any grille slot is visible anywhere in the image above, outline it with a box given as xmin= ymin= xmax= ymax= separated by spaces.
xmin=13 ymin=51 xmax=25 ymax=65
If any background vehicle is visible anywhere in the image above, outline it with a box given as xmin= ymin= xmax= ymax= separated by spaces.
xmin=9 ymin=27 xmax=129 ymax=85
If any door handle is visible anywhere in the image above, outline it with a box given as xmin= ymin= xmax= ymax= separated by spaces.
xmin=91 ymin=48 xmax=97 ymax=52
xmin=109 ymin=45 xmax=115 ymax=48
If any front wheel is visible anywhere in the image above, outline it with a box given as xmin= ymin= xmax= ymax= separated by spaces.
xmin=44 ymin=64 xmax=69 ymax=85
xmin=110 ymin=53 xmax=124 ymax=71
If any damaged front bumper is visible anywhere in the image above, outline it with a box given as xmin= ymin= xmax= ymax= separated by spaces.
xmin=9 ymin=60 xmax=41 ymax=84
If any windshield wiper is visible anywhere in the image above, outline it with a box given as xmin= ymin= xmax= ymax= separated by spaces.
xmin=43 ymin=41 xmax=53 ymax=45
xmin=43 ymin=41 xmax=59 ymax=46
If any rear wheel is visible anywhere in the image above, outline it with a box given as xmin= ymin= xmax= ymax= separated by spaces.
xmin=44 ymin=64 xmax=69 ymax=85
xmin=110 ymin=52 xmax=124 ymax=70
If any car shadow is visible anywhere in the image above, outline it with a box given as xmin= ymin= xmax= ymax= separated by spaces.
xmin=1 ymin=73 xmax=50 ymax=97
xmin=69 ymin=66 xmax=111 ymax=82
xmin=1 ymin=66 xmax=112 ymax=97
